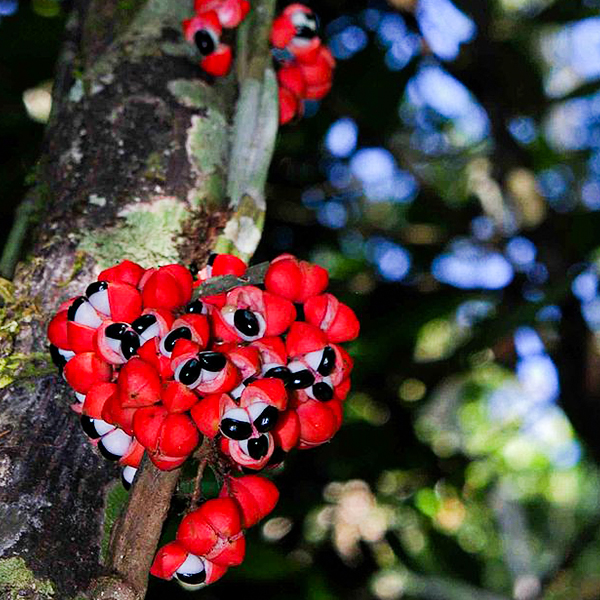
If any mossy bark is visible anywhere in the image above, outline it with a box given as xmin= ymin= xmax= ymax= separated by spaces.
xmin=0 ymin=0 xmax=277 ymax=598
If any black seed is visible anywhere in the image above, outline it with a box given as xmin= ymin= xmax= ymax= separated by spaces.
xmin=98 ymin=440 xmax=120 ymax=461
xmin=220 ymin=418 xmax=252 ymax=440
xmin=247 ymin=435 xmax=269 ymax=459
xmin=264 ymin=366 xmax=290 ymax=383
xmin=296 ymin=24 xmax=317 ymax=39
xmin=86 ymin=280 xmax=108 ymax=298
xmin=317 ymin=347 xmax=336 ymax=376
xmin=312 ymin=382 xmax=333 ymax=402
xmin=194 ymin=29 xmax=215 ymax=56
xmin=131 ymin=314 xmax=156 ymax=335
xmin=105 ymin=322 xmax=128 ymax=340
xmin=176 ymin=569 xmax=206 ymax=585
xmin=81 ymin=416 xmax=100 ymax=439
xmin=294 ymin=303 xmax=305 ymax=321
xmin=288 ymin=369 xmax=315 ymax=389
xmin=121 ymin=331 xmax=140 ymax=359
xmin=121 ymin=473 xmax=131 ymax=491
xmin=49 ymin=345 xmax=66 ymax=371
xmin=186 ymin=299 xmax=205 ymax=314
xmin=163 ymin=327 xmax=192 ymax=352
xmin=243 ymin=376 xmax=257 ymax=386
xmin=67 ymin=296 xmax=87 ymax=321
xmin=198 ymin=351 xmax=226 ymax=372
xmin=177 ymin=359 xmax=202 ymax=386
xmin=254 ymin=406 xmax=279 ymax=433
xmin=233 ymin=309 xmax=260 ymax=337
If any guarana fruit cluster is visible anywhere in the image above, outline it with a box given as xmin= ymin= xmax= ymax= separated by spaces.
xmin=47 ymin=252 xmax=359 ymax=588
xmin=182 ymin=1 xmax=335 ymax=124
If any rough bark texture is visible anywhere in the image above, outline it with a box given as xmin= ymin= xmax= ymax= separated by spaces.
xmin=0 ymin=0 xmax=277 ymax=597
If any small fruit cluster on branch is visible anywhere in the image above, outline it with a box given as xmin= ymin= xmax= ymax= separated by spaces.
xmin=270 ymin=4 xmax=335 ymax=124
xmin=151 ymin=475 xmax=278 ymax=588
xmin=47 ymin=253 xmax=359 ymax=586
xmin=183 ymin=0 xmax=250 ymax=76
xmin=182 ymin=1 xmax=335 ymax=124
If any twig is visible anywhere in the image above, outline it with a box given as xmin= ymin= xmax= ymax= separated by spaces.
xmin=91 ymin=456 xmax=181 ymax=599
xmin=0 ymin=190 xmax=41 ymax=279
xmin=190 ymin=457 xmax=208 ymax=509
xmin=193 ymin=260 xmax=269 ymax=299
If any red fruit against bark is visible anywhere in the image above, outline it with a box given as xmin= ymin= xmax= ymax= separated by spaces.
xmin=251 ymin=336 xmax=288 ymax=371
xmin=86 ymin=281 xmax=143 ymax=323
xmin=118 ymin=357 xmax=162 ymax=408
xmin=286 ymin=321 xmax=328 ymax=357
xmin=278 ymin=85 xmax=301 ymax=125
xmin=132 ymin=308 xmax=174 ymax=343
xmin=47 ymin=309 xmax=70 ymax=350
xmin=278 ymin=66 xmax=306 ymax=99
xmin=119 ymin=439 xmax=145 ymax=467
xmin=300 ymin=46 xmax=335 ymax=100
xmin=303 ymin=293 xmax=360 ymax=343
xmin=162 ymin=381 xmax=200 ymax=414
xmin=271 ymin=3 xmax=321 ymax=61
xmin=133 ymin=405 xmax=168 ymax=453
xmin=190 ymin=393 xmax=224 ymax=438
xmin=220 ymin=475 xmax=279 ymax=528
xmin=151 ymin=541 xmax=188 ymax=579
xmin=200 ymin=44 xmax=233 ymax=77
xmin=160 ymin=314 xmax=210 ymax=357
xmin=211 ymin=286 xmax=295 ymax=343
xmin=98 ymin=260 xmax=145 ymax=287
xmin=294 ymin=397 xmax=342 ymax=449
xmin=149 ymin=454 xmax=189 ymax=471
xmin=240 ymin=378 xmax=287 ymax=412
xmin=272 ymin=408 xmax=300 ymax=451
xmin=171 ymin=342 xmax=240 ymax=395
xmin=140 ymin=264 xmax=193 ymax=311
xmin=102 ymin=391 xmax=138 ymax=435
xmin=220 ymin=435 xmax=275 ymax=470
xmin=265 ymin=254 xmax=328 ymax=303
xmin=151 ymin=540 xmax=230 ymax=586
xmin=64 ymin=352 xmax=112 ymax=394
xmin=212 ymin=253 xmax=247 ymax=276
xmin=159 ymin=413 xmax=201 ymax=457
xmin=137 ymin=338 xmax=174 ymax=380
xmin=195 ymin=0 xmax=250 ymax=28
xmin=82 ymin=382 xmax=117 ymax=420
xmin=177 ymin=498 xmax=243 ymax=561
xmin=94 ymin=321 xmax=141 ymax=365
xmin=225 ymin=345 xmax=260 ymax=380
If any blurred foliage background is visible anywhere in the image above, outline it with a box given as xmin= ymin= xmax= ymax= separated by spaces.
xmin=4 ymin=0 xmax=600 ymax=598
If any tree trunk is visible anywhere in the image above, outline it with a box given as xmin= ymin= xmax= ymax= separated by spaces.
xmin=0 ymin=0 xmax=277 ymax=597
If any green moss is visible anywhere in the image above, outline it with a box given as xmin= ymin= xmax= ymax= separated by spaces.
xmin=0 ymin=282 xmax=49 ymax=389
xmin=143 ymin=151 xmax=167 ymax=182
xmin=77 ymin=197 xmax=189 ymax=269
xmin=0 ymin=352 xmax=54 ymax=390
xmin=0 ymin=557 xmax=55 ymax=599
xmin=101 ymin=483 xmax=130 ymax=563
xmin=0 ymin=278 xmax=15 ymax=307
